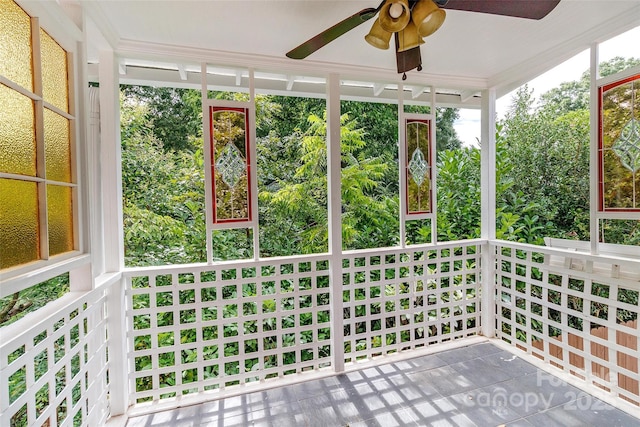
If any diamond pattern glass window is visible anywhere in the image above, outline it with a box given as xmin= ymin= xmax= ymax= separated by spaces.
xmin=405 ymin=119 xmax=432 ymax=215
xmin=599 ymin=74 xmax=640 ymax=212
xmin=210 ymin=107 xmax=252 ymax=224
xmin=0 ymin=0 xmax=76 ymax=271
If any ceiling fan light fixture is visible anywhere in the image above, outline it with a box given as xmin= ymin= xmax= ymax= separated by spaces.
xmin=365 ymin=18 xmax=393 ymax=50
xmin=396 ymin=20 xmax=424 ymax=52
xmin=411 ymin=0 xmax=446 ymax=37
xmin=379 ymin=0 xmax=411 ymax=33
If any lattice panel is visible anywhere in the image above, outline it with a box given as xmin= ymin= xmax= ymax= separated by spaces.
xmin=0 ymin=288 xmax=110 ymax=427
xmin=495 ymin=242 xmax=640 ymax=407
xmin=125 ymin=255 xmax=332 ymax=404
xmin=342 ymin=242 xmax=481 ymax=363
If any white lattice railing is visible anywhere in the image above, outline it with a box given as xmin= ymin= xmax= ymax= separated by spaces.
xmin=122 ymin=240 xmax=482 ymax=408
xmin=123 ymin=254 xmax=333 ymax=406
xmin=0 ymin=286 xmax=111 ymax=427
xmin=4 ymin=239 xmax=640 ymax=424
xmin=341 ymin=242 xmax=482 ymax=362
xmin=494 ymin=240 xmax=640 ymax=408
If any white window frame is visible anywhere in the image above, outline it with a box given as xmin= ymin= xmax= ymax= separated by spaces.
xmin=0 ymin=0 xmax=89 ymax=298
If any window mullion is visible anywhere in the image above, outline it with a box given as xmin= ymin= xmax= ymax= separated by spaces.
xmin=32 ymin=16 xmax=50 ymax=261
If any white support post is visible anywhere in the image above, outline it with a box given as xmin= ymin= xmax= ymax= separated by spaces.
xmin=249 ymin=68 xmax=260 ymax=260
xmin=201 ymin=63 xmax=214 ymax=264
xmin=99 ymin=50 xmax=124 ymax=273
xmin=106 ymin=277 xmax=129 ymax=417
xmin=327 ymin=73 xmax=344 ymax=372
xmin=88 ymin=86 xmax=105 ymax=276
xmin=480 ymin=88 xmax=497 ymax=338
xmin=589 ymin=43 xmax=600 ymax=254
xmin=430 ymin=86 xmax=438 ymax=244
xmin=98 ymin=50 xmax=128 ymax=417
xmin=398 ymin=84 xmax=406 ymax=248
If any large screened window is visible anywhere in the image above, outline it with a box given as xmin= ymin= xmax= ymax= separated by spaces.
xmin=0 ymin=0 xmax=76 ymax=272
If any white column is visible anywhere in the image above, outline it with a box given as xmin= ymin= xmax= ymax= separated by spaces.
xmin=88 ymin=87 xmax=105 ymax=276
xmin=589 ymin=43 xmax=600 ymax=254
xmin=98 ymin=50 xmax=128 ymax=416
xmin=327 ymin=73 xmax=344 ymax=372
xmin=99 ymin=50 xmax=124 ymax=273
xmin=398 ymin=84 xmax=406 ymax=247
xmin=480 ymin=88 xmax=497 ymax=338
xmin=430 ymin=87 xmax=438 ymax=244
xmin=249 ymin=68 xmax=260 ymax=260
xmin=107 ymin=277 xmax=129 ymax=416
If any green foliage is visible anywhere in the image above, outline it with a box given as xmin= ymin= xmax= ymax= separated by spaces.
xmin=121 ymin=95 xmax=207 ymax=265
xmin=435 ymin=133 xmax=556 ymax=244
xmin=435 ymin=107 xmax=464 ymax=151
xmin=499 ymin=56 xmax=640 ymax=244
xmin=121 ymin=85 xmax=202 ymax=151
xmin=0 ymin=274 xmax=69 ymax=327
xmin=540 ymin=57 xmax=640 ymax=115
xmin=259 ymin=111 xmax=398 ymax=254
xmin=436 ymin=146 xmax=481 ymax=240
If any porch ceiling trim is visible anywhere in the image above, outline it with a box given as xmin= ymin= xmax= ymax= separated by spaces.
xmin=489 ymin=4 xmax=640 ymax=98
xmin=114 ymin=39 xmax=489 ymax=92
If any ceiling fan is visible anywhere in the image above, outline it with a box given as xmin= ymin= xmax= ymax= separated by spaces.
xmin=286 ymin=0 xmax=561 ymax=80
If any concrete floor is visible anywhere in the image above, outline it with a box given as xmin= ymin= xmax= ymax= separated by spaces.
xmin=126 ymin=342 xmax=640 ymax=427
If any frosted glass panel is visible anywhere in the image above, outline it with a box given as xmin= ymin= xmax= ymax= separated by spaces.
xmin=44 ymin=108 xmax=71 ymax=182
xmin=0 ymin=0 xmax=33 ymax=91
xmin=47 ymin=185 xmax=74 ymax=256
xmin=40 ymin=28 xmax=68 ymax=113
xmin=0 ymin=179 xmax=40 ymax=269
xmin=0 ymin=84 xmax=36 ymax=176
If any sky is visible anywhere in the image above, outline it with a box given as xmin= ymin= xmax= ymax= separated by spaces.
xmin=453 ymin=25 xmax=640 ymax=147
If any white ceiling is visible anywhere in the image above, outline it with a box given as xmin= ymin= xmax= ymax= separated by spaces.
xmin=87 ymin=0 xmax=640 ymax=94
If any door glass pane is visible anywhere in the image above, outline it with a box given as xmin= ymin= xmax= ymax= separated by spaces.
xmin=47 ymin=184 xmax=74 ymax=256
xmin=0 ymin=0 xmax=33 ymax=91
xmin=44 ymin=108 xmax=71 ymax=182
xmin=0 ymin=84 xmax=36 ymax=176
xmin=40 ymin=28 xmax=68 ymax=113
xmin=0 ymin=178 xmax=40 ymax=269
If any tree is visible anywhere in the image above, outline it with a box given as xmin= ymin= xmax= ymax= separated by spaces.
xmin=435 ymin=107 xmax=463 ymax=151
xmin=540 ymin=56 xmax=640 ymax=116
xmin=121 ymin=85 xmax=202 ymax=151
xmin=260 ymin=111 xmax=398 ymax=254
xmin=499 ymin=57 xmax=640 ymax=244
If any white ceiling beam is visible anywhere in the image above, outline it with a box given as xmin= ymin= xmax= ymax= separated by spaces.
xmin=105 ymin=63 xmax=482 ymax=109
xmin=116 ymin=39 xmax=488 ymax=91
xmin=235 ymin=70 xmax=242 ymax=86
xmin=286 ymin=76 xmax=295 ymax=91
xmin=177 ymin=64 xmax=187 ymax=81
xmin=411 ymin=86 xmax=426 ymax=99
xmin=460 ymin=90 xmax=478 ymax=103
xmin=118 ymin=61 xmax=126 ymax=76
xmin=373 ymin=83 xmax=385 ymax=96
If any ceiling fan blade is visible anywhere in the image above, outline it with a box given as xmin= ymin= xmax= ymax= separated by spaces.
xmin=286 ymin=4 xmax=383 ymax=60
xmin=438 ymin=0 xmax=560 ymax=20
